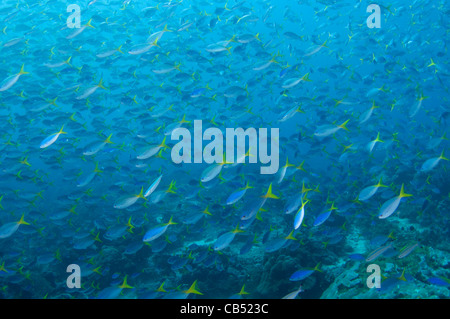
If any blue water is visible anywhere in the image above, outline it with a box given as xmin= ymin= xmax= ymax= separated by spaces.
xmin=0 ymin=0 xmax=449 ymax=299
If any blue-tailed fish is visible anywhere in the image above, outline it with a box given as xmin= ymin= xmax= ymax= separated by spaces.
xmin=289 ymin=263 xmax=322 ymax=281
xmin=358 ymin=178 xmax=387 ymax=201
xmin=229 ymin=284 xmax=250 ymax=299
xmin=378 ymin=184 xmax=412 ymax=219
xmin=265 ymin=230 xmax=297 ymax=253
xmin=261 ymin=183 xmax=279 ymax=199
xmin=277 ymin=157 xmax=295 ymax=184
xmin=294 ymin=198 xmax=309 ymax=230
xmin=397 ymin=242 xmax=420 ymax=259
xmin=282 ymin=285 xmax=303 ymax=299
xmin=240 ymin=197 xmax=266 ymax=221
xmin=409 ymin=94 xmax=428 ymax=118
xmin=97 ymin=275 xmax=133 ymax=299
xmin=314 ymin=120 xmax=349 ymax=138
xmin=83 ymin=134 xmax=113 ymax=156
xmin=278 ymin=104 xmax=304 ymax=122
xmin=0 ymin=214 xmax=30 ymax=239
xmin=76 ymin=162 xmax=103 ymax=187
xmin=281 ymin=73 xmax=311 ymax=89
xmin=284 ymin=193 xmax=303 ymax=215
xmin=359 ymin=101 xmax=379 ymax=124
xmin=226 ymin=181 xmax=253 ymax=205
xmin=144 ymin=174 xmax=163 ymax=198
xmin=366 ymin=132 xmax=384 ymax=153
xmin=365 ymin=242 xmax=394 ymax=262
xmin=114 ymin=187 xmax=146 ymax=209
xmin=137 ymin=137 xmax=169 ymax=160
xmin=304 ymin=39 xmax=328 ymax=57
xmin=67 ymin=18 xmax=94 ymax=40
xmin=201 ymin=164 xmax=223 ymax=183
xmin=163 ymin=280 xmax=203 ymax=299
xmin=143 ymin=216 xmax=177 ymax=243
xmin=313 ymin=202 xmax=337 ymax=227
xmin=0 ymin=64 xmax=28 ymax=92
xmin=213 ymin=225 xmax=244 ymax=251
xmin=420 ymin=150 xmax=448 ymax=172
xmin=76 ymin=78 xmax=107 ymax=100
xmin=40 ymin=125 xmax=67 ymax=149
xmin=96 ymin=45 xmax=123 ymax=58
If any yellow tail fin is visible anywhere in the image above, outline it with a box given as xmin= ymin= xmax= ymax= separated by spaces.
xmin=0 ymin=261 xmax=8 ymax=273
xmin=202 ymin=206 xmax=212 ymax=216
xmin=313 ymin=262 xmax=322 ymax=272
xmin=242 ymin=181 xmax=253 ymax=190
xmin=58 ymin=125 xmax=67 ymax=135
xmin=388 ymin=231 xmax=396 ymax=240
xmin=164 ymin=216 xmax=178 ymax=226
xmin=94 ymin=162 xmax=103 ymax=174
xmin=399 ymin=184 xmax=412 ymax=198
xmin=285 ymin=230 xmax=297 ymax=241
xmin=375 ymin=132 xmax=384 ymax=143
xmin=135 ymin=187 xmax=146 ymax=200
xmin=296 ymin=160 xmax=307 ymax=172
xmin=238 ymin=284 xmax=250 ymax=295
xmin=159 ymin=136 xmax=169 ymax=149
xmin=151 ymin=37 xmax=160 ymax=48
xmin=103 ymin=133 xmax=113 ymax=144
xmin=301 ymin=182 xmax=312 ymax=194
xmin=440 ymin=150 xmax=448 ymax=161
xmin=375 ymin=178 xmax=388 ymax=188
xmin=302 ymin=73 xmax=312 ymax=82
xmin=232 ymin=224 xmax=245 ymax=234
xmin=119 ymin=275 xmax=133 ymax=289
xmin=18 ymin=214 xmax=30 ymax=225
xmin=284 ymin=157 xmax=295 ymax=168
xmin=338 ymin=119 xmax=350 ymax=131
xmin=179 ymin=114 xmax=191 ymax=124
xmin=50 ymin=97 xmax=58 ymax=107
xmin=262 ymin=183 xmax=279 ymax=199
xmin=165 ymin=180 xmax=177 ymax=194
xmin=98 ymin=78 xmax=107 ymax=90
xmin=156 ymin=281 xmax=167 ymax=293
xmin=184 ymin=280 xmax=203 ymax=295
xmin=19 ymin=64 xmax=29 ymax=75
xmin=86 ymin=18 xmax=94 ymax=28
xmin=397 ymin=269 xmax=407 ymax=282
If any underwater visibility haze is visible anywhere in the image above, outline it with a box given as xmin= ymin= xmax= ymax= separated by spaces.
xmin=0 ymin=0 xmax=449 ymax=299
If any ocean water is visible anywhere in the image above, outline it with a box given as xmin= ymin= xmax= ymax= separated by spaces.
xmin=0 ymin=0 xmax=449 ymax=300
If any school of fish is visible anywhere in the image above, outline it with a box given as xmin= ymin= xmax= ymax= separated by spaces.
xmin=0 ymin=0 xmax=449 ymax=299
